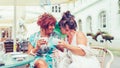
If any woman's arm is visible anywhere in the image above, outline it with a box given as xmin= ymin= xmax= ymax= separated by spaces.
xmin=27 ymin=43 xmax=33 ymax=54
xmin=68 ymin=32 xmax=87 ymax=56
xmin=58 ymin=32 xmax=87 ymax=56
xmin=67 ymin=32 xmax=87 ymax=56
xmin=27 ymin=42 xmax=39 ymax=55
xmin=27 ymin=39 xmax=47 ymax=55
xmin=65 ymin=44 xmax=86 ymax=56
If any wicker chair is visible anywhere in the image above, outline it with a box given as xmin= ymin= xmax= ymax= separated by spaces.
xmin=18 ymin=40 xmax=28 ymax=53
xmin=91 ymin=46 xmax=114 ymax=68
xmin=4 ymin=40 xmax=13 ymax=53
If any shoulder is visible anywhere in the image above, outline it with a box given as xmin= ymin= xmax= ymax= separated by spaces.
xmin=29 ymin=31 xmax=40 ymax=47
xmin=76 ymin=31 xmax=87 ymax=45
xmin=76 ymin=31 xmax=86 ymax=39
xmin=29 ymin=31 xmax=40 ymax=41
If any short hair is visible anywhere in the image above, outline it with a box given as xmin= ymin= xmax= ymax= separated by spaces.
xmin=37 ymin=13 xmax=56 ymax=29
xmin=58 ymin=11 xmax=77 ymax=30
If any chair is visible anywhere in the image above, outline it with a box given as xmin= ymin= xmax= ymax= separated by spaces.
xmin=91 ymin=46 xmax=114 ymax=68
xmin=18 ymin=40 xmax=28 ymax=52
xmin=4 ymin=39 xmax=13 ymax=53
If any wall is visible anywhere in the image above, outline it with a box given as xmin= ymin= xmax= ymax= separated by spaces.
xmin=66 ymin=0 xmax=120 ymax=47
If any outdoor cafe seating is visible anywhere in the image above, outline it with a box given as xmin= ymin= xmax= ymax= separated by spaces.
xmin=0 ymin=39 xmax=114 ymax=68
xmin=91 ymin=46 xmax=114 ymax=68
xmin=0 ymin=39 xmax=34 ymax=68
xmin=4 ymin=39 xmax=13 ymax=53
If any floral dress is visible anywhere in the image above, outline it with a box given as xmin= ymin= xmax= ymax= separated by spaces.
xmin=29 ymin=31 xmax=58 ymax=68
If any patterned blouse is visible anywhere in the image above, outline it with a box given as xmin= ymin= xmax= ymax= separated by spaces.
xmin=29 ymin=31 xmax=60 ymax=68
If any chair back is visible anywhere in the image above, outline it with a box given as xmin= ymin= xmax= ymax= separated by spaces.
xmin=18 ymin=40 xmax=28 ymax=52
xmin=91 ymin=46 xmax=114 ymax=68
xmin=4 ymin=40 xmax=13 ymax=53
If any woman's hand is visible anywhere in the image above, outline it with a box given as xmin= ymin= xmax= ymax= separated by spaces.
xmin=56 ymin=40 xmax=69 ymax=52
xmin=58 ymin=40 xmax=69 ymax=48
xmin=36 ymin=39 xmax=47 ymax=49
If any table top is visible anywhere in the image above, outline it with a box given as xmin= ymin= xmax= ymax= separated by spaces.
xmin=0 ymin=52 xmax=35 ymax=68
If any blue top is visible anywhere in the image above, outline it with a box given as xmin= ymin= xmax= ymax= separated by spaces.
xmin=29 ymin=31 xmax=59 ymax=68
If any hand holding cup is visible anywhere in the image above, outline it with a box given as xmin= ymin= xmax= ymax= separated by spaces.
xmin=36 ymin=37 xmax=48 ymax=49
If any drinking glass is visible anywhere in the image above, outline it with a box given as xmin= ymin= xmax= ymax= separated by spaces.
xmin=39 ymin=37 xmax=48 ymax=52
xmin=0 ymin=42 xmax=5 ymax=61
xmin=38 ymin=37 xmax=50 ymax=60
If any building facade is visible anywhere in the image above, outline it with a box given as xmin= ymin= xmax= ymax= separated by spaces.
xmin=69 ymin=0 xmax=120 ymax=40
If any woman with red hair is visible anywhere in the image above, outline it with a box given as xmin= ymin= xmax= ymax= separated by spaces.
xmin=28 ymin=13 xmax=58 ymax=68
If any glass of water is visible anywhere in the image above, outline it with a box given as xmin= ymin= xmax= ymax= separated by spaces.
xmin=0 ymin=42 xmax=5 ymax=61
xmin=39 ymin=37 xmax=49 ymax=53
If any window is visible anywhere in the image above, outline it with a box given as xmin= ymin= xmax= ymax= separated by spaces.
xmin=51 ymin=4 xmax=61 ymax=13
xmin=99 ymin=11 xmax=107 ymax=28
xmin=86 ymin=16 xmax=92 ymax=33
xmin=78 ymin=19 xmax=82 ymax=31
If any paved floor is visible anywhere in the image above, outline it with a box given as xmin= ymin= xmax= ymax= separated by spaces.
xmin=15 ymin=56 xmax=120 ymax=68
xmin=88 ymin=38 xmax=120 ymax=68
xmin=105 ymin=56 xmax=120 ymax=68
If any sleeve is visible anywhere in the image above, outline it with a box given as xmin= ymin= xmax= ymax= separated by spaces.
xmin=29 ymin=34 xmax=36 ymax=48
xmin=77 ymin=44 xmax=94 ymax=56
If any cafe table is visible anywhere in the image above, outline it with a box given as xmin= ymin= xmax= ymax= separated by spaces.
xmin=0 ymin=52 xmax=35 ymax=68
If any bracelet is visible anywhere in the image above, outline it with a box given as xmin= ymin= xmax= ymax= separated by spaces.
xmin=30 ymin=50 xmax=36 ymax=56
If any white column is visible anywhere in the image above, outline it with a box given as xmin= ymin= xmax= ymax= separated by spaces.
xmin=13 ymin=0 xmax=16 ymax=52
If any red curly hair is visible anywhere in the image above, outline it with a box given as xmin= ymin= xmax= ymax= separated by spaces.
xmin=37 ymin=13 xmax=56 ymax=29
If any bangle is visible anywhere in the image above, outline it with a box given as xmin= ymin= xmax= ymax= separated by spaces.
xmin=30 ymin=50 xmax=36 ymax=56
